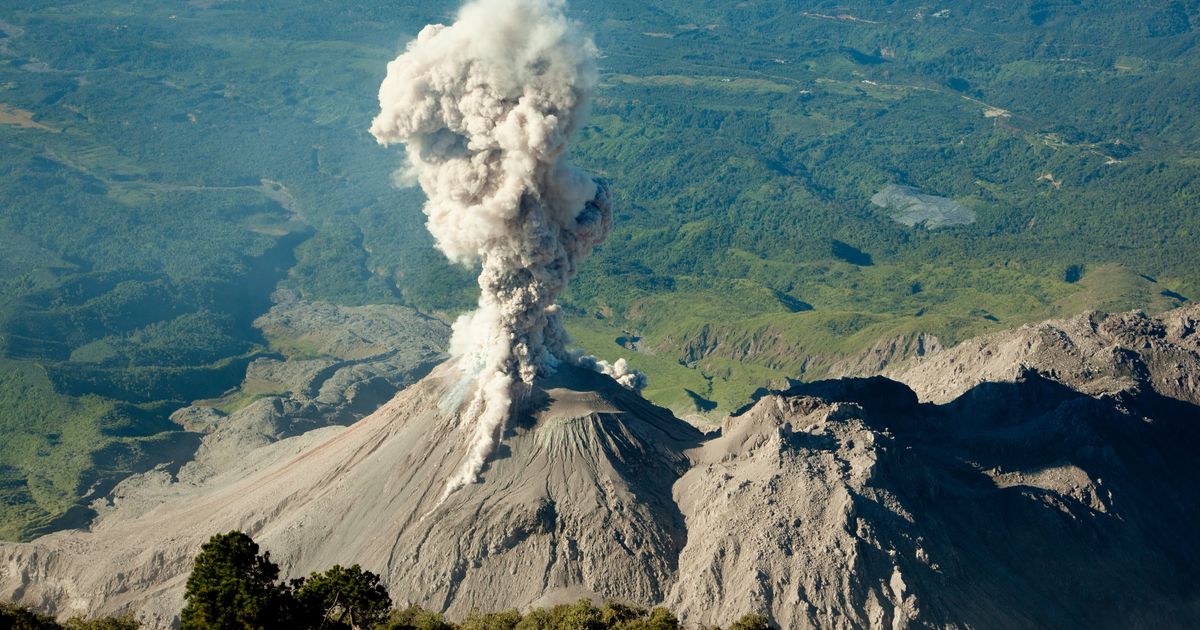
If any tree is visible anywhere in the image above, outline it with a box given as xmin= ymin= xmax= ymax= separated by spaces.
xmin=0 ymin=602 xmax=61 ymax=630
xmin=63 ymin=615 xmax=141 ymax=630
xmin=634 ymin=608 xmax=680 ymax=630
xmin=180 ymin=531 xmax=289 ymax=630
xmin=456 ymin=608 xmax=521 ymax=630
xmin=599 ymin=601 xmax=644 ymax=627
xmin=0 ymin=604 xmax=140 ymax=630
xmin=293 ymin=564 xmax=392 ymax=629
xmin=547 ymin=599 xmax=604 ymax=630
xmin=512 ymin=608 xmax=553 ymax=630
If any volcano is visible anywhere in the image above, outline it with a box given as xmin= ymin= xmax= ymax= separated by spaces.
xmin=3 ymin=306 xmax=1200 ymax=629
xmin=0 ymin=362 xmax=703 ymax=627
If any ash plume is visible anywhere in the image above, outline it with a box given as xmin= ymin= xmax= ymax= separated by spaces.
xmin=370 ymin=0 xmax=643 ymax=493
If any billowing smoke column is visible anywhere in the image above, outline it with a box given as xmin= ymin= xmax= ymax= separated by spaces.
xmin=370 ymin=0 xmax=643 ymax=493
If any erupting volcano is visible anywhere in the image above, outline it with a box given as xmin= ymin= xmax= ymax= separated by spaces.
xmin=369 ymin=0 xmax=643 ymax=496
xmin=2 ymin=2 xmax=1200 ymax=629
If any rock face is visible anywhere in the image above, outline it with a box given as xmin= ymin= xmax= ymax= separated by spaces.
xmin=2 ymin=305 xmax=1199 ymax=629
xmin=829 ymin=331 xmax=942 ymax=378
xmin=667 ymin=305 xmax=1200 ymax=628
xmin=888 ymin=305 xmax=1200 ymax=405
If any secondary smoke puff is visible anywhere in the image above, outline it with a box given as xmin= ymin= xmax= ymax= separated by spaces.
xmin=370 ymin=0 xmax=641 ymax=493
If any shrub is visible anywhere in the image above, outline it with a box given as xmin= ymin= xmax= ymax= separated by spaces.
xmin=726 ymin=613 xmax=774 ymax=630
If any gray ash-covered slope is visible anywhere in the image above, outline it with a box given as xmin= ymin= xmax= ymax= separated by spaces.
xmin=674 ymin=372 xmax=1200 ymax=628
xmin=889 ymin=305 xmax=1200 ymax=405
xmin=379 ymin=364 xmax=701 ymax=614
xmin=668 ymin=304 xmax=1200 ymax=628
xmin=2 ymin=305 xmax=1200 ymax=629
xmin=0 ymin=362 xmax=702 ymax=627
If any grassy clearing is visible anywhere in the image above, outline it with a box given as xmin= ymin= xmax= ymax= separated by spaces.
xmin=567 ymin=317 xmax=789 ymax=422
xmin=0 ymin=103 xmax=57 ymax=131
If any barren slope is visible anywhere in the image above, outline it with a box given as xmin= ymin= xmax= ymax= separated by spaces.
xmin=668 ymin=305 xmax=1200 ymax=628
xmin=889 ymin=305 xmax=1200 ymax=404
xmin=0 ymin=363 xmax=702 ymax=627
xmin=670 ymin=373 xmax=1200 ymax=628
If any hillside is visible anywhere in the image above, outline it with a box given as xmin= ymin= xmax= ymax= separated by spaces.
xmin=1 ymin=305 xmax=1197 ymax=628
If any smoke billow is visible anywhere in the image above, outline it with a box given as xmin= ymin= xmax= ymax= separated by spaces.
xmin=370 ymin=0 xmax=643 ymax=493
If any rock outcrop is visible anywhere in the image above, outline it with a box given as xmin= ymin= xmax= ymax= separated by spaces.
xmin=829 ymin=331 xmax=942 ymax=378
xmin=168 ymin=294 xmax=450 ymax=482
xmin=669 ymin=372 xmax=1200 ymax=628
xmin=889 ymin=305 xmax=1200 ymax=405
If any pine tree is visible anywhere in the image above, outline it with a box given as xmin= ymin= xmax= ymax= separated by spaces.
xmin=293 ymin=564 xmax=392 ymax=629
xmin=180 ymin=531 xmax=289 ymax=630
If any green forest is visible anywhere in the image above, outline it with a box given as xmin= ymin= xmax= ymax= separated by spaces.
xmin=0 ymin=0 xmax=1197 ymax=538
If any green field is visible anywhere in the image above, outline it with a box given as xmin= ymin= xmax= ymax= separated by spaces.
xmin=0 ymin=0 xmax=1197 ymax=537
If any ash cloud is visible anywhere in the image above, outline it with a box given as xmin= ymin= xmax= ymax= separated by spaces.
xmin=370 ymin=0 xmax=643 ymax=493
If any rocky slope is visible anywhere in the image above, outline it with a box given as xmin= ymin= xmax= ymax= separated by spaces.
xmin=2 ymin=305 xmax=1198 ymax=628
xmin=0 ymin=363 xmax=702 ymax=627
xmin=669 ymin=372 xmax=1200 ymax=628
xmin=888 ymin=305 xmax=1200 ymax=405
xmin=667 ymin=305 xmax=1200 ymax=628
xmin=168 ymin=293 xmax=449 ymax=482
xmin=829 ymin=331 xmax=942 ymax=378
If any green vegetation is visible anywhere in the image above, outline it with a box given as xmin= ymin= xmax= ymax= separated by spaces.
xmin=0 ymin=603 xmax=139 ymax=630
xmin=0 ymin=1 xmax=429 ymax=538
xmin=0 ymin=0 xmax=1197 ymax=535
xmin=557 ymin=0 xmax=1199 ymax=419
xmin=169 ymin=531 xmax=773 ymax=629
xmin=293 ymin=565 xmax=392 ymax=630
xmin=181 ymin=531 xmax=396 ymax=629
xmin=388 ymin=601 xmax=707 ymax=630
xmin=0 ymin=359 xmax=196 ymax=539
xmin=181 ymin=532 xmax=295 ymax=629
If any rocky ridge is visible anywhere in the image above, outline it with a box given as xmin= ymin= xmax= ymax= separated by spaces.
xmin=889 ymin=305 xmax=1200 ymax=404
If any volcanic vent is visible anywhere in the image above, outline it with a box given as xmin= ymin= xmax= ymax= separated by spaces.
xmin=364 ymin=362 xmax=703 ymax=614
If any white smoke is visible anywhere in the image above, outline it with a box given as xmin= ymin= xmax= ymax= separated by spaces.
xmin=370 ymin=0 xmax=643 ymax=494
xmin=573 ymin=352 xmax=647 ymax=390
